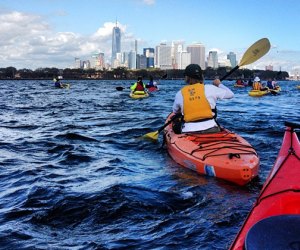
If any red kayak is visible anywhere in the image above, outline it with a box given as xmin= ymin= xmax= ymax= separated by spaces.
xmin=230 ymin=121 xmax=300 ymax=250
xmin=146 ymin=86 xmax=159 ymax=92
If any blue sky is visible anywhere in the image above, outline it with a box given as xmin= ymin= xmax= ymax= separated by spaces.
xmin=1 ymin=0 xmax=300 ymax=74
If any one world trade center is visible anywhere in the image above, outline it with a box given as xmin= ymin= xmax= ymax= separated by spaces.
xmin=111 ymin=22 xmax=121 ymax=66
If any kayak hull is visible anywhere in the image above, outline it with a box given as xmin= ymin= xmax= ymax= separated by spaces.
xmin=147 ymin=86 xmax=159 ymax=92
xmin=163 ymin=114 xmax=259 ymax=186
xmin=129 ymin=92 xmax=149 ymax=99
xmin=269 ymin=86 xmax=281 ymax=94
xmin=230 ymin=122 xmax=300 ymax=250
xmin=248 ymin=89 xmax=269 ymax=96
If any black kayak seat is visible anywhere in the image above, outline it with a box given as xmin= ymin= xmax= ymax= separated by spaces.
xmin=245 ymin=215 xmax=300 ymax=250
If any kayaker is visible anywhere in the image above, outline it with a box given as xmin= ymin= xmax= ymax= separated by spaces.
xmin=235 ymin=78 xmax=244 ymax=86
xmin=266 ymin=78 xmax=276 ymax=89
xmin=252 ymin=77 xmax=268 ymax=91
xmin=130 ymin=76 xmax=147 ymax=94
xmin=53 ymin=76 xmax=63 ymax=88
xmin=172 ymin=64 xmax=234 ymax=134
xmin=146 ymin=76 xmax=158 ymax=89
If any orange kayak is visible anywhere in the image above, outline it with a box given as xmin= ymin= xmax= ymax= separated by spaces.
xmin=163 ymin=113 xmax=259 ymax=186
xmin=229 ymin=121 xmax=300 ymax=249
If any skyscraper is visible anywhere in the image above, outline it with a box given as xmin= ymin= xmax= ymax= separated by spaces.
xmin=111 ymin=21 xmax=121 ymax=66
xmin=155 ymin=43 xmax=172 ymax=69
xmin=143 ymin=48 xmax=155 ymax=68
xmin=186 ymin=43 xmax=206 ymax=69
xmin=207 ymin=51 xmax=218 ymax=69
xmin=227 ymin=52 xmax=237 ymax=68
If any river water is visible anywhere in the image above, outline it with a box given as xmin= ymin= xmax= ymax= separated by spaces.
xmin=0 ymin=79 xmax=299 ymax=249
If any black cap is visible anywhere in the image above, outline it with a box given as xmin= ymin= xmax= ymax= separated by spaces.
xmin=184 ymin=64 xmax=203 ymax=80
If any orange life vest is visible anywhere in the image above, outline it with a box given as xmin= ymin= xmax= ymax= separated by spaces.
xmin=253 ymin=81 xmax=261 ymax=90
xmin=181 ymin=83 xmax=213 ymax=122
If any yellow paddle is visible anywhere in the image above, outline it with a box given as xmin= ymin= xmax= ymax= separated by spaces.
xmin=220 ymin=38 xmax=271 ymax=81
xmin=143 ymin=38 xmax=271 ymax=140
xmin=143 ymin=113 xmax=182 ymax=140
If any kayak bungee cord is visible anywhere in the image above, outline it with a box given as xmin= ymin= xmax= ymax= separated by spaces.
xmin=168 ymin=132 xmax=257 ymax=161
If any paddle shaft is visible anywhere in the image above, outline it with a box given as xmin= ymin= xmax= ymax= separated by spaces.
xmin=157 ymin=114 xmax=182 ymax=133
xmin=220 ymin=66 xmax=239 ymax=81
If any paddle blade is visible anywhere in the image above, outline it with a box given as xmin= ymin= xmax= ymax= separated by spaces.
xmin=239 ymin=38 xmax=271 ymax=67
xmin=142 ymin=131 xmax=159 ymax=140
xmin=161 ymin=73 xmax=168 ymax=79
xmin=116 ymin=86 xmax=124 ymax=91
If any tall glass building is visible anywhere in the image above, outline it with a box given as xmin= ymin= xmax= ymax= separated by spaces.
xmin=143 ymin=48 xmax=155 ymax=68
xmin=111 ymin=23 xmax=121 ymax=66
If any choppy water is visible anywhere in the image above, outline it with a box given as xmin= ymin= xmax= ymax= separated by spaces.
xmin=0 ymin=79 xmax=299 ymax=250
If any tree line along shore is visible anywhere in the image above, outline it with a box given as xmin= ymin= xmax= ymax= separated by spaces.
xmin=0 ymin=66 xmax=288 ymax=81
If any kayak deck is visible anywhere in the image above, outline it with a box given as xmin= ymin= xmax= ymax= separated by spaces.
xmin=164 ymin=114 xmax=259 ymax=186
xmin=230 ymin=121 xmax=300 ymax=250
xmin=129 ymin=92 xmax=149 ymax=99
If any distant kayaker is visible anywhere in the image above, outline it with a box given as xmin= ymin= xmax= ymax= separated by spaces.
xmin=172 ymin=64 xmax=234 ymax=134
xmin=130 ymin=76 xmax=146 ymax=94
xmin=146 ymin=76 xmax=158 ymax=89
xmin=235 ymin=78 xmax=244 ymax=86
xmin=266 ymin=78 xmax=278 ymax=89
xmin=53 ymin=76 xmax=63 ymax=88
xmin=252 ymin=76 xmax=268 ymax=91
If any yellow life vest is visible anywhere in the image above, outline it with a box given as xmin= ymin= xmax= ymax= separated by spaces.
xmin=181 ymin=83 xmax=213 ymax=122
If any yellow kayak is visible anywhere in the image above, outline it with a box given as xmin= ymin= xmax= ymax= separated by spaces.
xmin=61 ymin=83 xmax=70 ymax=89
xmin=297 ymin=85 xmax=300 ymax=89
xmin=248 ymin=89 xmax=269 ymax=97
xmin=129 ymin=92 xmax=149 ymax=99
xmin=269 ymin=86 xmax=281 ymax=94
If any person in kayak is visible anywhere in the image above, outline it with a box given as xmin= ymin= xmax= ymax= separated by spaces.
xmin=266 ymin=78 xmax=273 ymax=89
xmin=266 ymin=78 xmax=278 ymax=90
xmin=252 ymin=76 xmax=268 ymax=91
xmin=130 ymin=76 xmax=147 ymax=94
xmin=172 ymin=64 xmax=234 ymax=134
xmin=146 ymin=76 xmax=158 ymax=89
xmin=235 ymin=78 xmax=244 ymax=86
xmin=53 ymin=76 xmax=63 ymax=88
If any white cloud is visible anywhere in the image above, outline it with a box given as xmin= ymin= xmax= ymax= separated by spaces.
xmin=142 ymin=0 xmax=155 ymax=5
xmin=0 ymin=11 xmax=135 ymax=69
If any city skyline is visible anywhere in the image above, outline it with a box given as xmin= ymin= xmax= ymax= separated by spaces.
xmin=1 ymin=0 xmax=300 ymax=75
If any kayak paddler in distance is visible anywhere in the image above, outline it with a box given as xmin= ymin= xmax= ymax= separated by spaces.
xmin=53 ymin=75 xmax=70 ymax=89
xmin=171 ymin=63 xmax=234 ymax=134
xmin=130 ymin=76 xmax=147 ymax=95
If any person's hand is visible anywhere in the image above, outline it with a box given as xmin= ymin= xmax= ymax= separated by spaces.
xmin=213 ymin=79 xmax=221 ymax=87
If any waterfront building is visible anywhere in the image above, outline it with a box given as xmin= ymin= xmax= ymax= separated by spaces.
xmin=136 ymin=54 xmax=147 ymax=69
xmin=74 ymin=57 xmax=81 ymax=69
xmin=111 ymin=22 xmax=121 ymax=67
xmin=265 ymin=65 xmax=273 ymax=71
xmin=207 ymin=51 xmax=218 ymax=69
xmin=121 ymin=52 xmax=129 ymax=68
xmin=155 ymin=43 xmax=172 ymax=69
xmin=227 ymin=52 xmax=237 ymax=68
xmin=128 ymin=50 xmax=137 ymax=69
xmin=92 ymin=53 xmax=105 ymax=70
xmin=143 ymin=48 xmax=155 ymax=68
xmin=172 ymin=41 xmax=185 ymax=69
xmin=176 ymin=51 xmax=191 ymax=70
xmin=186 ymin=43 xmax=206 ymax=69
xmin=82 ymin=60 xmax=91 ymax=69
